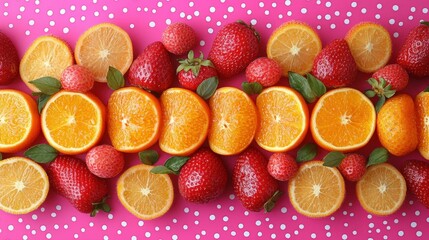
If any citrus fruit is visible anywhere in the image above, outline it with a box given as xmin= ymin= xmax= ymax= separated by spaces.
xmin=0 ymin=89 xmax=40 ymax=153
xmin=41 ymin=91 xmax=106 ymax=154
xmin=75 ymin=23 xmax=133 ymax=82
xmin=208 ymin=87 xmax=258 ymax=155
xmin=345 ymin=22 xmax=392 ymax=73
xmin=356 ymin=163 xmax=406 ymax=216
xmin=267 ymin=20 xmax=322 ymax=76
xmin=20 ymin=35 xmax=73 ymax=92
xmin=255 ymin=86 xmax=309 ymax=152
xmin=288 ymin=160 xmax=345 ymax=218
xmin=0 ymin=157 xmax=49 ymax=214
xmin=159 ymin=88 xmax=210 ymax=156
xmin=108 ymin=87 xmax=161 ymax=153
xmin=117 ymin=164 xmax=174 ymax=220
xmin=416 ymin=91 xmax=429 ymax=160
xmin=311 ymin=88 xmax=376 ymax=152
xmin=377 ymin=93 xmax=418 ymax=156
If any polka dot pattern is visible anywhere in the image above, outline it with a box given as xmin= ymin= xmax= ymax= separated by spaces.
xmin=1 ymin=1 xmax=429 ymax=239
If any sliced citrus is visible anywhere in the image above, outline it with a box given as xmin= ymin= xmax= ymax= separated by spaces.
xmin=311 ymin=88 xmax=376 ymax=152
xmin=288 ymin=160 xmax=345 ymax=218
xmin=345 ymin=22 xmax=392 ymax=73
xmin=267 ymin=20 xmax=322 ymax=76
xmin=117 ymin=164 xmax=174 ymax=220
xmin=20 ymin=35 xmax=73 ymax=92
xmin=0 ymin=89 xmax=40 ymax=153
xmin=0 ymin=157 xmax=49 ymax=214
xmin=255 ymin=86 xmax=309 ymax=152
xmin=208 ymin=87 xmax=258 ymax=155
xmin=356 ymin=163 xmax=406 ymax=216
xmin=159 ymin=88 xmax=209 ymax=156
xmin=41 ymin=91 xmax=106 ymax=154
xmin=415 ymin=92 xmax=429 ymax=160
xmin=75 ymin=23 xmax=133 ymax=82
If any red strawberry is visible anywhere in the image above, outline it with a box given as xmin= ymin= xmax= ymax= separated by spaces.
xmin=338 ymin=153 xmax=366 ymax=182
xmin=208 ymin=21 xmax=260 ymax=79
xmin=371 ymin=64 xmax=409 ymax=91
xmin=396 ymin=21 xmax=429 ymax=78
xmin=245 ymin=57 xmax=282 ymax=87
xmin=162 ymin=22 xmax=197 ymax=56
xmin=403 ymin=160 xmax=429 ymax=208
xmin=60 ymin=65 xmax=95 ymax=93
xmin=48 ymin=155 xmax=110 ymax=216
xmin=0 ymin=32 xmax=19 ymax=85
xmin=312 ymin=39 xmax=357 ymax=88
xmin=127 ymin=41 xmax=175 ymax=92
xmin=267 ymin=153 xmax=298 ymax=181
xmin=178 ymin=148 xmax=227 ymax=203
xmin=85 ymin=144 xmax=125 ymax=178
xmin=177 ymin=50 xmax=218 ymax=91
xmin=233 ymin=147 xmax=280 ymax=212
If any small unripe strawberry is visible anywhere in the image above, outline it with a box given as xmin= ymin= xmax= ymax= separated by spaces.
xmin=267 ymin=153 xmax=298 ymax=181
xmin=61 ymin=65 xmax=95 ymax=92
xmin=86 ymin=145 xmax=125 ymax=178
xmin=162 ymin=22 xmax=197 ymax=56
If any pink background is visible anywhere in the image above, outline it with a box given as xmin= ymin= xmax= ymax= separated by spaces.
xmin=1 ymin=0 xmax=429 ymax=239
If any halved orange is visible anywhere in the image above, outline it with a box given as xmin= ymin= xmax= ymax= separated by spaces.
xmin=117 ymin=164 xmax=174 ymax=220
xmin=415 ymin=92 xmax=429 ymax=160
xmin=256 ymin=86 xmax=309 ymax=152
xmin=345 ymin=22 xmax=392 ymax=73
xmin=0 ymin=157 xmax=49 ymax=214
xmin=267 ymin=20 xmax=322 ymax=76
xmin=108 ymin=87 xmax=161 ymax=153
xmin=356 ymin=163 xmax=406 ymax=216
xmin=75 ymin=23 xmax=133 ymax=82
xmin=20 ymin=36 xmax=73 ymax=92
xmin=159 ymin=88 xmax=210 ymax=156
xmin=311 ymin=88 xmax=376 ymax=152
xmin=208 ymin=87 xmax=258 ymax=155
xmin=288 ymin=160 xmax=345 ymax=218
xmin=41 ymin=91 xmax=106 ymax=154
xmin=0 ymin=89 xmax=40 ymax=153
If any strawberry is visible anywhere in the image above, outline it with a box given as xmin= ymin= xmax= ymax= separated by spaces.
xmin=403 ymin=160 xmax=429 ymax=208
xmin=162 ymin=22 xmax=197 ymax=56
xmin=0 ymin=32 xmax=19 ymax=85
xmin=178 ymin=148 xmax=227 ymax=203
xmin=127 ymin=41 xmax=175 ymax=92
xmin=371 ymin=64 xmax=409 ymax=92
xmin=337 ymin=153 xmax=366 ymax=182
xmin=233 ymin=147 xmax=280 ymax=212
xmin=267 ymin=153 xmax=298 ymax=181
xmin=177 ymin=50 xmax=218 ymax=91
xmin=245 ymin=57 xmax=282 ymax=87
xmin=60 ymin=65 xmax=95 ymax=93
xmin=311 ymin=39 xmax=357 ymax=88
xmin=208 ymin=21 xmax=260 ymax=79
xmin=396 ymin=21 xmax=429 ymax=78
xmin=47 ymin=155 xmax=110 ymax=216
xmin=85 ymin=144 xmax=125 ymax=178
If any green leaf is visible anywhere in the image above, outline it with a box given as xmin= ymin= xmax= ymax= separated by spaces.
xmin=24 ymin=144 xmax=58 ymax=163
xmin=29 ymin=77 xmax=62 ymax=95
xmin=323 ymin=151 xmax=346 ymax=167
xmin=421 ymin=21 xmax=429 ymax=26
xmin=150 ymin=165 xmax=176 ymax=174
xmin=306 ymin=73 xmax=326 ymax=97
xmin=296 ymin=143 xmax=318 ymax=162
xmin=424 ymin=86 xmax=429 ymax=92
xmin=365 ymin=90 xmax=376 ymax=98
xmin=384 ymin=89 xmax=396 ymax=98
xmin=375 ymin=95 xmax=386 ymax=113
xmin=107 ymin=66 xmax=125 ymax=90
xmin=263 ymin=190 xmax=282 ymax=213
xmin=165 ymin=156 xmax=190 ymax=174
xmin=138 ymin=150 xmax=159 ymax=165
xmin=367 ymin=147 xmax=389 ymax=167
xmin=37 ymin=93 xmax=51 ymax=113
xmin=197 ymin=77 xmax=219 ymax=100
xmin=0 ymin=153 xmax=3 ymax=160
xmin=242 ymin=82 xmax=263 ymax=95
xmin=289 ymin=72 xmax=317 ymax=103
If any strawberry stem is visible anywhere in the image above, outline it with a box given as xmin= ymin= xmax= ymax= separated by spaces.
xmin=90 ymin=196 xmax=111 ymax=217
xmin=263 ymin=190 xmax=282 ymax=213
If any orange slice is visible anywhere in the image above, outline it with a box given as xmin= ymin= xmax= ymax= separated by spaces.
xmin=159 ymin=88 xmax=209 ymax=156
xmin=345 ymin=22 xmax=392 ymax=73
xmin=288 ymin=160 xmax=345 ymax=218
xmin=0 ymin=89 xmax=40 ymax=153
xmin=311 ymin=88 xmax=376 ymax=152
xmin=0 ymin=157 xmax=49 ymax=214
xmin=208 ymin=87 xmax=258 ymax=155
xmin=267 ymin=20 xmax=322 ymax=76
xmin=41 ymin=91 xmax=106 ymax=154
xmin=117 ymin=164 xmax=174 ymax=220
xmin=356 ymin=163 xmax=406 ymax=216
xmin=75 ymin=23 xmax=133 ymax=82
xmin=20 ymin=36 xmax=73 ymax=92
xmin=415 ymin=92 xmax=429 ymax=160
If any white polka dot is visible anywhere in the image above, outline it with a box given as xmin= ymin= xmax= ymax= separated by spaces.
xmin=210 ymin=7 xmax=216 ymax=13
xmin=351 ymin=2 xmax=357 ymax=7
xmin=287 ymin=11 xmax=292 ymax=16
xmin=335 ymin=11 xmax=340 ymax=16
xmin=417 ymin=231 xmax=423 ymax=237
xmin=108 ymin=13 xmax=114 ymax=19
xmin=244 ymin=231 xmax=250 ymax=237
xmin=157 ymin=1 xmax=163 ymax=7
xmin=148 ymin=21 xmax=156 ymax=28
xmin=29 ymin=19 xmax=35 ymax=26
xmin=8 ymin=23 xmax=13 ymax=28
xmin=81 ymin=5 xmax=87 ymax=11
xmin=74 ymin=234 xmax=78 ymax=239
xmin=70 ymin=5 xmax=76 ymax=11
xmin=265 ymin=10 xmax=270 ymax=15
xmin=32 ymin=214 xmax=38 ymax=220
xmin=256 ymin=220 xmax=261 ymax=226
xmin=94 ymin=11 xmax=99 ymax=16
xmin=311 ymin=233 xmax=317 ymax=239
xmin=216 ymin=21 xmax=222 ymax=26
xmin=188 ymin=1 xmax=194 ymax=7
xmin=228 ymin=6 xmax=234 ymax=12
xmin=285 ymin=0 xmax=291 ymax=6
xmin=286 ymin=233 xmax=291 ymax=238
xmin=231 ymin=231 xmax=236 ymax=236
xmin=375 ymin=14 xmax=381 ymax=19
xmin=344 ymin=223 xmax=349 ymax=227
xmin=200 ymin=40 xmax=205 ymax=47
xmin=411 ymin=222 xmax=417 ymax=228
xmin=131 ymin=237 xmax=137 ymax=240
xmin=259 ymin=2 xmax=265 ymax=7
xmin=179 ymin=12 xmax=185 ymax=18
xmin=238 ymin=223 xmax=244 ymax=229
xmin=170 ymin=7 xmax=176 ymax=12
xmin=187 ymin=15 xmax=192 ymax=20
xmin=361 ymin=8 xmax=367 ymax=14
xmin=46 ymin=233 xmax=52 ymax=239
xmin=398 ymin=231 xmax=404 ymax=236
xmin=292 ymin=215 xmax=297 ymax=220
xmin=70 ymin=17 xmax=76 ymax=23
xmin=281 ymin=207 xmax=287 ymax=213
xmin=194 ymin=10 xmax=200 ymax=16
xmin=344 ymin=19 xmax=350 ymax=24
xmin=402 ymin=212 xmax=407 ymax=216
xmin=325 ymin=14 xmax=331 ymax=20
xmin=301 ymin=8 xmax=307 ymax=14
xmin=102 ymin=5 xmax=107 ymax=11
xmin=194 ymin=211 xmax=200 ymax=217
xmin=347 ymin=11 xmax=352 ymax=17
xmin=271 ymin=233 xmax=276 ymax=239
xmin=294 ymin=230 xmax=299 ymax=235
xmin=280 ymin=224 xmax=286 ymax=230
xmin=393 ymin=32 xmax=399 ymax=38
xmin=393 ymin=5 xmax=399 ymax=11
xmin=20 ymin=6 xmax=25 ymax=12
xmin=71 ymin=216 xmax=77 ymax=222
xmin=247 ymin=10 xmax=252 ymax=15
xmin=145 ymin=232 xmax=151 ymax=238
xmin=423 ymin=8 xmax=429 ymax=14
xmin=195 ymin=220 xmax=199 ymax=225
xmin=121 ymin=221 xmax=127 ymax=227
xmin=244 ymin=211 xmax=249 ymax=216
xmin=317 ymin=25 xmax=321 ymax=30
xmin=241 ymin=3 xmax=246 ymax=8
xmin=272 ymin=2 xmax=277 ymax=7
xmin=377 ymin=3 xmax=382 ymax=9
xmin=47 ymin=10 xmax=53 ymax=16
xmin=409 ymin=15 xmax=414 ymax=20
xmin=214 ymin=233 xmax=220 ymax=239
xmin=3 ymin=12 xmax=8 ymax=17
xmin=202 ymin=230 xmax=207 ymax=235
xmin=8 ymin=225 xmax=14 ymax=231
xmin=60 ymin=9 xmax=66 ymax=15
xmin=325 ymin=2 xmax=331 ymax=7
xmin=102 ymin=225 xmax=107 ymax=230
xmin=389 ymin=19 xmax=395 ymax=24
xmin=342 ymin=234 xmax=348 ymax=239
xmin=229 ymin=206 xmax=234 ymax=211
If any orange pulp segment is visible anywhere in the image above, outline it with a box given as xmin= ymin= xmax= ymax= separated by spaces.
xmin=415 ymin=92 xmax=429 ymax=160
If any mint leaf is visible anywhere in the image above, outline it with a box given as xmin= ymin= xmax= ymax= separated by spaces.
xmin=107 ymin=66 xmax=125 ymax=90
xmin=150 ymin=165 xmax=176 ymax=174
xmin=242 ymin=82 xmax=263 ymax=95
xmin=323 ymin=151 xmax=346 ymax=167
xmin=24 ymin=144 xmax=58 ymax=163
xmin=197 ymin=77 xmax=218 ymax=100
xmin=29 ymin=77 xmax=61 ymax=95
xmin=289 ymin=72 xmax=326 ymax=103
xmin=367 ymin=147 xmax=389 ymax=167
xmin=37 ymin=93 xmax=51 ymax=113
xmin=424 ymin=86 xmax=429 ymax=92
xmin=306 ymin=73 xmax=326 ymax=97
xmin=138 ymin=150 xmax=159 ymax=165
xmin=263 ymin=190 xmax=282 ymax=213
xmin=296 ymin=143 xmax=318 ymax=162
xmin=165 ymin=156 xmax=190 ymax=174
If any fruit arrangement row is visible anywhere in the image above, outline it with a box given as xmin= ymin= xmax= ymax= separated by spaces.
xmin=0 ymin=19 xmax=428 ymax=220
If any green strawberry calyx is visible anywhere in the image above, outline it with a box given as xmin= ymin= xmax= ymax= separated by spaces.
xmin=365 ymin=77 xmax=396 ymax=112
xmin=421 ymin=21 xmax=429 ymax=26
xmin=177 ymin=50 xmax=214 ymax=77
xmin=91 ymin=196 xmax=111 ymax=217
